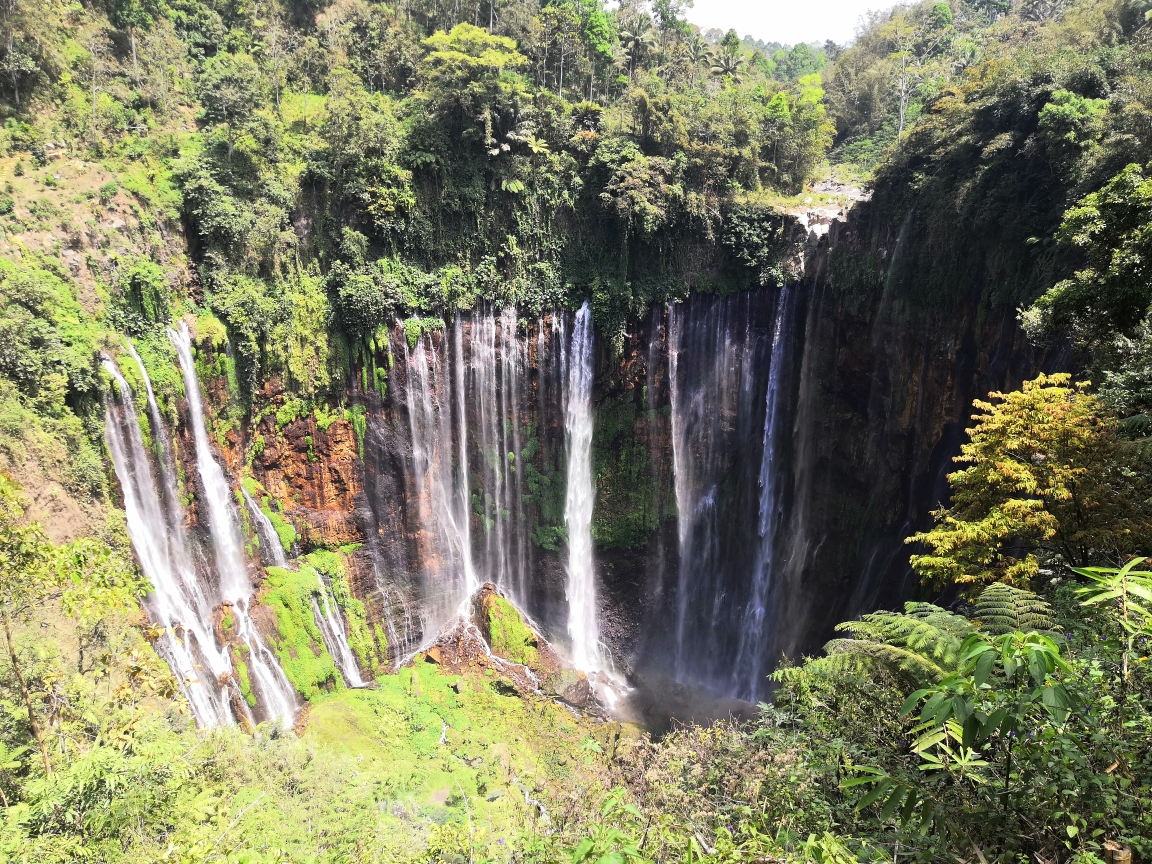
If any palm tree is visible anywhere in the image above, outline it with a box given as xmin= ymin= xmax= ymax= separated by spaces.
xmin=619 ymin=16 xmax=656 ymax=81
xmin=686 ymin=34 xmax=711 ymax=65
xmin=684 ymin=34 xmax=712 ymax=87
xmin=710 ymin=50 xmax=745 ymax=84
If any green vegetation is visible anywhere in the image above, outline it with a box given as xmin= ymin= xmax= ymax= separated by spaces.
xmin=485 ymin=594 xmax=539 ymax=667
xmin=910 ymin=374 xmax=1152 ymax=589
xmin=591 ymin=396 xmax=661 ymax=549
xmin=263 ymin=565 xmax=343 ymax=701
xmin=305 ymin=549 xmax=388 ymax=676
xmin=0 ymin=256 xmax=107 ymax=503
xmin=1 ymin=0 xmax=1152 ymax=861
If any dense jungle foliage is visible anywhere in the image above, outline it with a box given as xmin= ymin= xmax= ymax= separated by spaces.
xmin=0 ymin=0 xmax=1151 ymax=860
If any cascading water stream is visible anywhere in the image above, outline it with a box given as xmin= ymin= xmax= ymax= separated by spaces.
xmin=563 ymin=301 xmax=599 ymax=671
xmin=732 ymin=285 xmax=794 ymax=700
xmin=665 ymin=293 xmax=781 ymax=696
xmin=102 ymin=356 xmax=234 ymax=727
xmin=313 ymin=587 xmax=366 ymax=688
xmin=400 ymin=325 xmax=476 ymax=624
xmin=169 ymin=323 xmax=298 ymax=726
xmin=242 ymin=470 xmax=365 ymax=687
xmin=242 ymin=489 xmax=287 ymax=568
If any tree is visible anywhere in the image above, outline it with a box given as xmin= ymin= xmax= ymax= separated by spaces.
xmin=112 ymin=0 xmax=163 ymax=86
xmin=710 ymin=50 xmax=744 ymax=84
xmin=197 ymin=52 xmax=260 ymax=162
xmin=542 ymin=4 xmax=580 ymax=98
xmin=0 ymin=474 xmax=55 ymax=775
xmin=257 ymin=19 xmax=297 ymax=112
xmin=651 ymin=0 xmax=692 ymax=60
xmin=1023 ymin=164 xmax=1152 ymax=358
xmin=420 ymin=24 xmax=526 ymax=138
xmin=618 ymin=16 xmax=655 ymax=81
xmin=908 ymin=374 xmax=1152 ymax=590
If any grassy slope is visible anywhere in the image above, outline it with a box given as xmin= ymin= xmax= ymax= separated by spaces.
xmin=196 ymin=663 xmax=607 ymax=861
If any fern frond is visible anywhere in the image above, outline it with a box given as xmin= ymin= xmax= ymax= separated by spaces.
xmin=836 ymin=606 xmax=974 ymax=671
xmin=973 ymin=583 xmax=1055 ymax=635
xmin=823 ymin=639 xmax=951 ymax=686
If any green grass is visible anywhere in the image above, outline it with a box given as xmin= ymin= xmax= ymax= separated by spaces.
xmin=298 ymin=663 xmax=601 ymax=857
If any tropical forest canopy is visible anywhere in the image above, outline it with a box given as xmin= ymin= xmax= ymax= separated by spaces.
xmin=0 ymin=0 xmax=1151 ymax=861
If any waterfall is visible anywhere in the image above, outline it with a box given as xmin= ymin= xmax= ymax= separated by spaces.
xmin=312 ymin=580 xmax=366 ymax=688
xmin=242 ymin=489 xmax=287 ymax=568
xmin=102 ymin=355 xmax=235 ymax=728
xmin=399 ymin=324 xmax=476 ymax=626
xmin=241 ymin=488 xmax=364 ymax=686
xmin=733 ymin=285 xmax=795 ymax=700
xmin=563 ymin=301 xmax=599 ymax=671
xmin=169 ymin=323 xmax=298 ymax=727
xmin=467 ymin=307 xmax=530 ymax=603
xmin=666 ymin=293 xmax=781 ymax=695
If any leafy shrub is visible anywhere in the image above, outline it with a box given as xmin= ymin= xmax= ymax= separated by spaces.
xmin=98 ymin=180 xmax=118 ymax=205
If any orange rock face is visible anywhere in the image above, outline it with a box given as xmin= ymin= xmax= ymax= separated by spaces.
xmin=251 ymin=412 xmax=363 ymax=548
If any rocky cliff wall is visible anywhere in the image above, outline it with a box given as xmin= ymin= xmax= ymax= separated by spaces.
xmin=187 ymin=203 xmax=1060 ymax=704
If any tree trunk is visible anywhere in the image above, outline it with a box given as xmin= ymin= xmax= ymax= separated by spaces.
xmin=3 ymin=610 xmax=50 ymax=776
xmin=6 ymin=30 xmax=17 ymax=105
xmin=130 ymin=27 xmax=139 ymax=86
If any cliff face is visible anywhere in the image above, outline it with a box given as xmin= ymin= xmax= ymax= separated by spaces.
xmin=193 ymin=204 xmax=1055 ymax=701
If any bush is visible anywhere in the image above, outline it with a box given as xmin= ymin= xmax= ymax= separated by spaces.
xmin=98 ymin=180 xmax=118 ymax=205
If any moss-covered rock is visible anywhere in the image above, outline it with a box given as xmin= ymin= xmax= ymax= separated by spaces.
xmin=262 ymin=565 xmax=342 ymax=702
xmin=304 ymin=549 xmax=387 ymax=677
xmin=591 ymin=397 xmax=659 ymax=550
xmin=484 ymin=593 xmax=539 ymax=668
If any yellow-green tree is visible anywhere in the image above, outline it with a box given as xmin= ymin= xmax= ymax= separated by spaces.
xmin=908 ymin=373 xmax=1152 ymax=590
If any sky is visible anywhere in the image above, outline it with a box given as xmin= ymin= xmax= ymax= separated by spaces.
xmin=683 ymin=0 xmax=885 ymax=47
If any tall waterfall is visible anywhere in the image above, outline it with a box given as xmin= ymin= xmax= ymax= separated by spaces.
xmin=102 ymin=356 xmax=235 ymax=727
xmin=468 ymin=308 xmax=530 ymax=602
xmin=665 ymin=292 xmax=787 ymax=698
xmin=170 ymin=323 xmax=298 ymax=726
xmin=733 ymin=285 xmax=795 ymax=699
xmin=399 ymin=321 xmax=476 ymax=627
xmin=379 ymin=306 xmax=563 ymax=644
xmin=563 ymin=302 xmax=599 ymax=671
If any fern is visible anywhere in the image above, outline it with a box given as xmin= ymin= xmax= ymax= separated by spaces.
xmin=972 ymin=583 xmax=1056 ymax=635
xmin=779 ymin=587 xmax=1057 ymax=688
xmin=784 ymin=603 xmax=976 ymax=687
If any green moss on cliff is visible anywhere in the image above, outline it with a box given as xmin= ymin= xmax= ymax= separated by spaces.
xmin=486 ymin=595 xmax=538 ymax=667
xmin=591 ymin=397 xmax=658 ymax=550
xmin=234 ymin=658 xmax=256 ymax=708
xmin=521 ymin=421 xmax=567 ymax=550
xmin=305 ymin=550 xmax=386 ymax=677
xmin=345 ymin=404 xmax=367 ymax=458
xmin=263 ymin=565 xmax=342 ymax=702
xmin=241 ymin=476 xmax=296 ymax=554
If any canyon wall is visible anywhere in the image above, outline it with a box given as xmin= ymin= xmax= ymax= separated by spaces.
xmin=208 ymin=202 xmax=1058 ymax=707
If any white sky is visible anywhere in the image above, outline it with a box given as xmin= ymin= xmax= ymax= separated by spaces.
xmin=684 ymin=0 xmax=887 ymax=47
